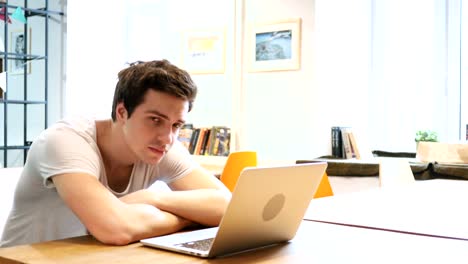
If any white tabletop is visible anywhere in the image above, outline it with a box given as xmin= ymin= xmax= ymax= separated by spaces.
xmin=295 ymin=220 xmax=468 ymax=264
xmin=306 ymin=179 xmax=468 ymax=240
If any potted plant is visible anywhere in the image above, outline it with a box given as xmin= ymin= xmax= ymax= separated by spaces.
xmin=415 ymin=130 xmax=438 ymax=149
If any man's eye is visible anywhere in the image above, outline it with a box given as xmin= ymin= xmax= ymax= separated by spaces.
xmin=173 ymin=123 xmax=183 ymax=129
xmin=152 ymin=117 xmax=160 ymax=124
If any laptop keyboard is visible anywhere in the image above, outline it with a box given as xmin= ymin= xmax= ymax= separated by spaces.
xmin=175 ymin=238 xmax=214 ymax=251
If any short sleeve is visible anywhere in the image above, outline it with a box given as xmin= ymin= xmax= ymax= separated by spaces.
xmin=157 ymin=141 xmax=199 ymax=183
xmin=28 ymin=124 xmax=102 ymax=188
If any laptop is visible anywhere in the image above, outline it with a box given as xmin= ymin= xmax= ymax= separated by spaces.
xmin=141 ymin=162 xmax=327 ymax=258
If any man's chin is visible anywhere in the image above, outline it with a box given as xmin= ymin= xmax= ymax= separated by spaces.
xmin=144 ymin=154 xmax=165 ymax=165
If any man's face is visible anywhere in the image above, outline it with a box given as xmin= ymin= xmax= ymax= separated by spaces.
xmin=118 ymin=89 xmax=189 ymax=164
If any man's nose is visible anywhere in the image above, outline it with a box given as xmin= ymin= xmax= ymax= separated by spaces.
xmin=157 ymin=125 xmax=173 ymax=145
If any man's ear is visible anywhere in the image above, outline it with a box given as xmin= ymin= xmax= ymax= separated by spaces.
xmin=115 ymin=102 xmax=128 ymax=121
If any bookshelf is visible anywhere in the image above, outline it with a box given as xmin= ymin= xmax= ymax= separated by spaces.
xmin=179 ymin=125 xmax=231 ymax=157
xmin=177 ymin=124 xmax=231 ymax=175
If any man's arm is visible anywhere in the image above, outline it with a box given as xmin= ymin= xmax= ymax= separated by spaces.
xmin=120 ymin=167 xmax=232 ymax=227
xmin=52 ymin=173 xmax=192 ymax=245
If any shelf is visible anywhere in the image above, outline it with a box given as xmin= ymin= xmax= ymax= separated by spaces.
xmin=0 ymin=100 xmax=47 ymax=104
xmin=0 ymin=145 xmax=31 ymax=150
xmin=0 ymin=4 xmax=64 ymax=17
xmin=0 ymin=1 xmax=63 ymax=167
xmin=25 ymin=7 xmax=64 ymax=17
xmin=192 ymin=155 xmax=227 ymax=175
xmin=192 ymin=155 xmax=228 ymax=165
xmin=0 ymin=52 xmax=47 ymax=61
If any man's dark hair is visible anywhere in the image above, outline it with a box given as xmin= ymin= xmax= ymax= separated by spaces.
xmin=111 ymin=60 xmax=198 ymax=121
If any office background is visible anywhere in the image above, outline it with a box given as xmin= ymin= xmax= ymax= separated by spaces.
xmin=3 ymin=0 xmax=467 ymax=166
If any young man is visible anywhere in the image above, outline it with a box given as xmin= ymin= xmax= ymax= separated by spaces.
xmin=0 ymin=60 xmax=231 ymax=247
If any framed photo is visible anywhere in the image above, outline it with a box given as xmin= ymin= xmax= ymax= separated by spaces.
xmin=10 ymin=29 xmax=31 ymax=75
xmin=181 ymin=29 xmax=225 ymax=74
xmin=249 ymin=19 xmax=301 ymax=72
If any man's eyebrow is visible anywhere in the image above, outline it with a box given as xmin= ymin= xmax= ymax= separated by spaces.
xmin=147 ymin=110 xmax=168 ymax=119
xmin=147 ymin=110 xmax=186 ymax=124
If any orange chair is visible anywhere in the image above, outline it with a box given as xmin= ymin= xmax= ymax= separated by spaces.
xmin=313 ymin=172 xmax=334 ymax=198
xmin=220 ymin=151 xmax=257 ymax=192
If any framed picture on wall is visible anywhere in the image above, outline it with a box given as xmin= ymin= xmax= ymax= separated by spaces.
xmin=249 ymin=18 xmax=301 ymax=72
xmin=9 ymin=28 xmax=31 ymax=75
xmin=181 ymin=29 xmax=225 ymax=74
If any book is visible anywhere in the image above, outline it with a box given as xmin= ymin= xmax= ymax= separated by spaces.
xmin=331 ymin=126 xmax=343 ymax=158
xmin=194 ymin=128 xmax=208 ymax=155
xmin=340 ymin=127 xmax=354 ymax=159
xmin=212 ymin=126 xmax=230 ymax=156
xmin=347 ymin=130 xmax=361 ymax=159
xmin=199 ymin=128 xmax=211 ymax=155
xmin=188 ymin=128 xmax=200 ymax=154
xmin=205 ymin=126 xmax=222 ymax=156
xmin=177 ymin=124 xmax=194 ymax=150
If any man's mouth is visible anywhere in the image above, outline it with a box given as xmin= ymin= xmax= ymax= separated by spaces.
xmin=148 ymin=146 xmax=166 ymax=155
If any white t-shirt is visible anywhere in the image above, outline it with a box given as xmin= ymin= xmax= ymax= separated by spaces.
xmin=0 ymin=117 xmax=198 ymax=247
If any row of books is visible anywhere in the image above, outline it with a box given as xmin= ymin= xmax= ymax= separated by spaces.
xmin=178 ymin=124 xmax=231 ymax=156
xmin=331 ymin=126 xmax=361 ymax=159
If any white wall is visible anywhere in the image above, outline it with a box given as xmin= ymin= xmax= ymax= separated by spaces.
xmin=126 ymin=0 xmax=235 ymax=128
xmin=48 ymin=0 xmax=68 ymax=126
xmin=65 ymin=0 xmax=126 ymax=119
xmin=67 ymin=0 xmax=234 ymax=129
xmin=65 ymin=0 xmax=465 ymax=162
xmin=240 ymin=0 xmax=371 ymax=160
xmin=462 ymin=1 xmax=468 ymax=140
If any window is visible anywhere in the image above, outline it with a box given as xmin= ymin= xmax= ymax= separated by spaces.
xmin=368 ymin=0 xmax=461 ymax=151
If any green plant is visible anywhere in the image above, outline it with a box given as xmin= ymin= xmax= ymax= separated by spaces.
xmin=415 ymin=130 xmax=438 ymax=142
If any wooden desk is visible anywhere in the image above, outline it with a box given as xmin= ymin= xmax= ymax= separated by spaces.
xmin=1 ymin=220 xmax=468 ymax=263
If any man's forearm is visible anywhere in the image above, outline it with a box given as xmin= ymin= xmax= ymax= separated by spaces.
xmin=125 ymin=203 xmax=194 ymax=240
xmin=121 ymin=189 xmax=231 ymax=227
xmin=152 ymin=189 xmax=231 ymax=226
xmin=93 ymin=202 xmax=193 ymax=245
